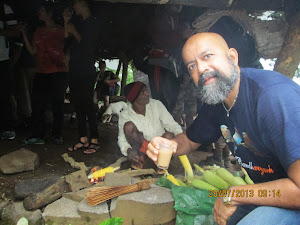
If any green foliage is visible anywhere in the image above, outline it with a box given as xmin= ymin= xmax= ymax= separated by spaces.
xmin=99 ymin=217 xmax=124 ymax=225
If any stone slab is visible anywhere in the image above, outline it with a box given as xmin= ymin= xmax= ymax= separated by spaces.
xmin=104 ymin=172 xmax=132 ymax=186
xmin=1 ymin=201 xmax=42 ymax=225
xmin=42 ymin=197 xmax=95 ymax=225
xmin=65 ymin=169 xmax=92 ymax=192
xmin=77 ymin=198 xmax=110 ymax=222
xmin=111 ymin=186 xmax=176 ymax=225
xmin=0 ymin=149 xmax=39 ymax=174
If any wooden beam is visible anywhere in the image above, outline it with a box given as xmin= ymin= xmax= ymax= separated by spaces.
xmin=96 ymin=0 xmax=233 ymax=9
xmin=94 ymin=0 xmax=299 ymax=10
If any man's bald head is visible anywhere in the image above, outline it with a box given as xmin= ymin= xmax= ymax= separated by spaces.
xmin=184 ymin=32 xmax=228 ymax=52
xmin=181 ymin=32 xmax=240 ymax=105
xmin=182 ymin=32 xmax=232 ymax=64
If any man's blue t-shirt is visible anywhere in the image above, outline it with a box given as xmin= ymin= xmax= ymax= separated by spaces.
xmin=187 ymin=68 xmax=300 ymax=183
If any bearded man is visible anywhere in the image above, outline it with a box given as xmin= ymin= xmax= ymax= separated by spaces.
xmin=146 ymin=33 xmax=300 ymax=225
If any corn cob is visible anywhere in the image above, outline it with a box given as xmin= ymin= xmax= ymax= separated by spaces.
xmin=179 ymin=155 xmax=194 ymax=182
xmin=202 ymin=170 xmax=229 ymax=190
xmin=192 ymin=178 xmax=219 ymax=191
xmin=241 ymin=167 xmax=254 ymax=184
xmin=194 ymin=164 xmax=229 ymax=190
xmin=216 ymin=168 xmax=246 ymax=186
xmin=164 ymin=171 xmax=180 ymax=186
xmin=194 ymin=163 xmax=205 ymax=173
xmin=88 ymin=166 xmax=120 ymax=179
xmin=176 ymin=179 xmax=187 ymax=187
xmin=234 ymin=176 xmax=247 ymax=185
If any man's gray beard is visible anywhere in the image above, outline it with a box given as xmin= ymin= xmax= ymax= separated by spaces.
xmin=197 ymin=58 xmax=239 ymax=105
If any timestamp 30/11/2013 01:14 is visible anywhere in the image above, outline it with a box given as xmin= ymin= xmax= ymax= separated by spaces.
xmin=209 ymin=189 xmax=281 ymax=198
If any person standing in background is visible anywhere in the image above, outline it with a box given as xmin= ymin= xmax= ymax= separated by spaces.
xmin=0 ymin=1 xmax=20 ymax=140
xmin=65 ymin=0 xmax=101 ymax=154
xmin=20 ymin=1 xmax=67 ymax=145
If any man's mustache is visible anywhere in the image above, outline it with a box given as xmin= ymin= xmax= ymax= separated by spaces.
xmin=198 ymin=71 xmax=219 ymax=86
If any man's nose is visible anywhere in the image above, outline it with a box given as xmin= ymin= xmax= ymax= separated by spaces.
xmin=197 ymin=60 xmax=209 ymax=75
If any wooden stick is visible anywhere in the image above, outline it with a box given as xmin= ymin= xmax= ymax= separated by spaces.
xmin=86 ymin=181 xmax=150 ymax=205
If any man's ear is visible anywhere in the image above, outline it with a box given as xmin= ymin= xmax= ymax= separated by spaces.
xmin=228 ymin=48 xmax=239 ymax=66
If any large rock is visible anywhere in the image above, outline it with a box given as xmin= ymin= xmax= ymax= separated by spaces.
xmin=0 ymin=149 xmax=39 ymax=174
xmin=65 ymin=169 xmax=92 ymax=192
xmin=43 ymin=185 xmax=176 ymax=225
xmin=1 ymin=201 xmax=42 ymax=225
xmin=104 ymin=172 xmax=133 ymax=186
xmin=0 ymin=200 xmax=9 ymax=213
xmin=43 ymin=197 xmax=111 ymax=225
xmin=111 ymin=185 xmax=176 ymax=225
xmin=42 ymin=198 xmax=83 ymax=225
xmin=77 ymin=198 xmax=111 ymax=222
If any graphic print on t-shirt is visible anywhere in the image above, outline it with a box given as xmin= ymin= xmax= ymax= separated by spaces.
xmin=220 ymin=124 xmax=268 ymax=157
xmin=220 ymin=124 xmax=278 ymax=182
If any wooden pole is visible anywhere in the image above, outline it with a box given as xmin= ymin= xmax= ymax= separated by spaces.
xmin=274 ymin=11 xmax=300 ymax=79
xmin=116 ymin=59 xmax=122 ymax=77
xmin=121 ymin=59 xmax=129 ymax=96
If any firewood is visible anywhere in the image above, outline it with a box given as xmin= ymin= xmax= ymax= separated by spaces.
xmin=23 ymin=177 xmax=69 ymax=211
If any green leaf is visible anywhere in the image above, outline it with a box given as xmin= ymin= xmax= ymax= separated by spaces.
xmin=99 ymin=217 xmax=124 ymax=225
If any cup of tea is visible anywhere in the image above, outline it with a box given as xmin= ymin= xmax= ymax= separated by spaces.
xmin=157 ymin=142 xmax=173 ymax=170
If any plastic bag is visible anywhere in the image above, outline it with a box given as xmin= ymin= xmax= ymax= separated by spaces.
xmin=157 ymin=177 xmax=217 ymax=225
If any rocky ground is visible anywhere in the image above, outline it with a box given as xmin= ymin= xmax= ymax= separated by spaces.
xmin=0 ymin=117 xmax=214 ymax=203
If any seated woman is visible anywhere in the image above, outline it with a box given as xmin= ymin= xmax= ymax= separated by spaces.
xmin=118 ymin=81 xmax=183 ymax=172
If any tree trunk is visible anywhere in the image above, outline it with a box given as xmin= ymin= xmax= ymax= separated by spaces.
xmin=23 ymin=177 xmax=69 ymax=211
xmin=274 ymin=11 xmax=300 ymax=79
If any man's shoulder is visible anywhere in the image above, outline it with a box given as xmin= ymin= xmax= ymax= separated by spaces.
xmin=148 ymin=98 xmax=164 ymax=107
xmin=241 ymin=67 xmax=297 ymax=89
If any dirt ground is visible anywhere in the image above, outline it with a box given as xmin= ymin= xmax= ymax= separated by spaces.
xmin=0 ymin=117 xmax=212 ymax=202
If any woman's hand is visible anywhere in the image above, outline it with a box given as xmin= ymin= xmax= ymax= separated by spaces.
xmin=65 ymin=23 xmax=76 ymax=35
xmin=63 ymin=8 xmax=73 ymax=25
xmin=18 ymin=23 xmax=27 ymax=35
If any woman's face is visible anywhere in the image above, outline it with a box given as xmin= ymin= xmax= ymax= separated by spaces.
xmin=63 ymin=7 xmax=73 ymax=21
xmin=73 ymin=0 xmax=84 ymax=15
xmin=38 ymin=6 xmax=52 ymax=22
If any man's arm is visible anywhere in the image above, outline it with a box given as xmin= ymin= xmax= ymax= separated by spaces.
xmin=117 ymin=113 xmax=132 ymax=156
xmin=229 ymin=159 xmax=300 ymax=208
xmin=214 ymin=159 xmax=300 ymax=225
xmin=173 ymin=132 xmax=201 ymax=156
xmin=147 ymin=132 xmax=201 ymax=162
xmin=156 ymin=100 xmax=182 ymax=135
